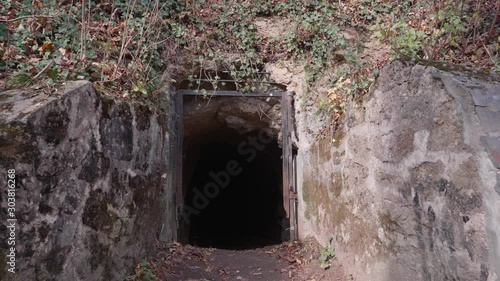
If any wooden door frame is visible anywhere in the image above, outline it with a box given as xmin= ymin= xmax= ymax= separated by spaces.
xmin=170 ymin=90 xmax=298 ymax=242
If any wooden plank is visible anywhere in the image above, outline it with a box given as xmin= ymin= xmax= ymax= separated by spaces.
xmin=291 ymin=154 xmax=298 ymax=241
xmin=281 ymin=92 xmax=298 ymax=240
xmin=282 ymin=93 xmax=290 ymax=221
xmin=161 ymin=89 xmax=180 ymax=242
xmin=174 ymin=93 xmax=184 ymax=229
xmin=285 ymin=92 xmax=298 ymax=241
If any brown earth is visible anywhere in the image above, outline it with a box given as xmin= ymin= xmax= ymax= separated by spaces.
xmin=128 ymin=238 xmax=349 ymax=281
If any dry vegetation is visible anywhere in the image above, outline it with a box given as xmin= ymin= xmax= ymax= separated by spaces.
xmin=0 ymin=0 xmax=498 ymax=108
xmin=1 ymin=1 xmax=498 ymax=279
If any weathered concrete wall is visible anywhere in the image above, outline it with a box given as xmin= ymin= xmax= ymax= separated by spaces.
xmin=0 ymin=81 xmax=174 ymax=280
xmin=292 ymin=61 xmax=500 ymax=280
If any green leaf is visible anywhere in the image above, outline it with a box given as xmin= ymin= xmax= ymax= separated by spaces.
xmin=47 ymin=68 xmax=59 ymax=80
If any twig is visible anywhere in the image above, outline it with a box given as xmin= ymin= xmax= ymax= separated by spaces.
xmin=258 ymin=104 xmax=271 ymax=121
xmin=0 ymin=15 xmax=54 ymax=22
xmin=97 ymin=77 xmax=120 ymax=83
xmin=3 ymin=10 xmax=12 ymax=91
xmin=113 ymin=0 xmax=137 ymax=79
xmin=488 ymin=0 xmax=500 ymax=39
xmin=482 ymin=43 xmax=499 ymax=69
xmin=32 ymin=60 xmax=54 ymax=80
xmin=79 ymin=0 xmax=86 ymax=61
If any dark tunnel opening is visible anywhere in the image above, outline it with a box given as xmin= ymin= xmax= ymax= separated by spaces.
xmin=182 ymin=129 xmax=286 ymax=249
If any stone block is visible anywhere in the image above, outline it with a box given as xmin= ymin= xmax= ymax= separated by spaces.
xmin=469 ymin=88 xmax=489 ymax=107
xmin=476 ymin=107 xmax=500 ymax=134
xmin=486 ymin=85 xmax=500 ymax=111
xmin=481 ymin=136 xmax=500 ymax=169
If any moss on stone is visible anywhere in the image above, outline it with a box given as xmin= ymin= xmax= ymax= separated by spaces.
xmin=302 ymin=170 xmax=352 ymax=236
xmin=0 ymin=249 xmax=8 ymax=281
xmin=117 ymin=102 xmax=132 ymax=119
xmin=38 ymin=222 xmax=50 ymax=242
xmin=302 ymin=173 xmax=322 ymax=220
xmin=332 ymin=172 xmax=343 ymax=197
xmin=0 ymin=123 xmax=32 ymax=162
xmin=41 ymin=110 xmax=69 ymax=145
xmin=378 ymin=211 xmax=399 ymax=255
xmin=0 ymin=123 xmax=24 ymax=136
xmin=100 ymin=96 xmax=116 ymax=119
xmin=43 ymin=247 xmax=69 ymax=277
xmin=135 ymin=103 xmax=152 ymax=131
xmin=82 ymin=189 xmax=120 ymax=233
xmin=332 ymin=128 xmax=344 ymax=148
xmin=311 ymin=138 xmax=331 ymax=163
xmin=87 ymin=233 xmax=110 ymax=271
xmin=311 ymin=129 xmax=344 ymax=163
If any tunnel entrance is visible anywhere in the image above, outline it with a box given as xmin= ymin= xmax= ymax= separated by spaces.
xmin=184 ymin=130 xmax=284 ymax=249
xmin=171 ymin=90 xmax=298 ymax=249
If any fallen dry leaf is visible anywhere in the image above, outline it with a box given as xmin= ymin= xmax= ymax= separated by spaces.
xmin=39 ymin=42 xmax=54 ymax=53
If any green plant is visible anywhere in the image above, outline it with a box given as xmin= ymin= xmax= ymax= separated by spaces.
xmin=129 ymin=260 xmax=158 ymax=281
xmin=1 ymin=0 xmax=182 ymax=108
xmin=7 ymin=71 xmax=31 ymax=87
xmin=2 ymin=0 xmax=497 ymax=113
xmin=319 ymin=237 xmax=336 ymax=269
xmin=371 ymin=0 xmax=498 ymax=69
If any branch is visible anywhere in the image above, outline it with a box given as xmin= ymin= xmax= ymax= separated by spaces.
xmin=32 ymin=60 xmax=54 ymax=80
xmin=488 ymin=0 xmax=500 ymax=39
xmin=483 ymin=43 xmax=499 ymax=69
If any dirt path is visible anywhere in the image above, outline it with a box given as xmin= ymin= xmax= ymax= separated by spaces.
xmin=163 ymin=246 xmax=291 ymax=281
xmin=128 ymin=240 xmax=349 ymax=281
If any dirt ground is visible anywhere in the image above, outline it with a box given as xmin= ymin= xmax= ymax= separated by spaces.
xmin=128 ymin=238 xmax=349 ymax=281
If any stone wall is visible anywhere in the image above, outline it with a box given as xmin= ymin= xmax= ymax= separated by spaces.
xmin=294 ymin=61 xmax=500 ymax=280
xmin=1 ymin=61 xmax=498 ymax=281
xmin=0 ymin=81 xmax=174 ymax=280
